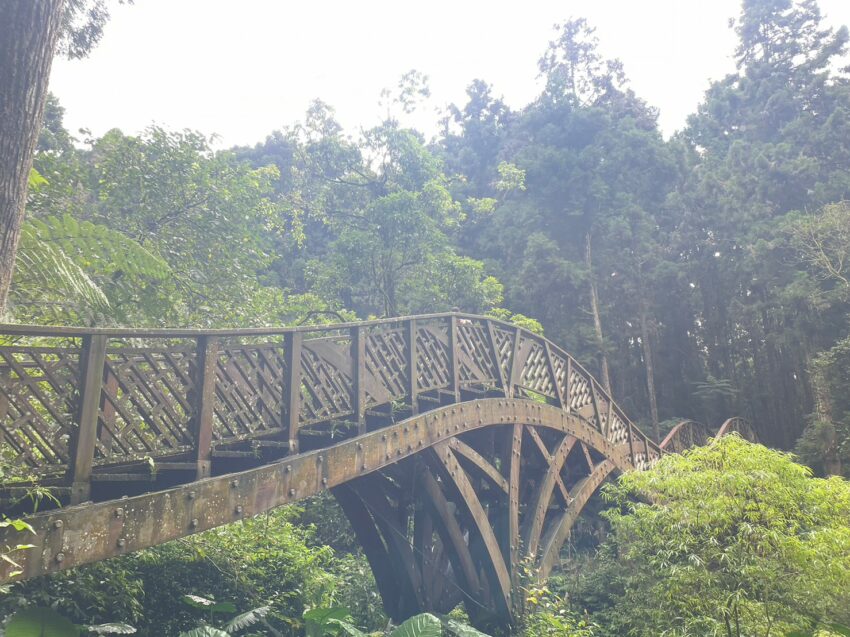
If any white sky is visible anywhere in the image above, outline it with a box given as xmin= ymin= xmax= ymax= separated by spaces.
xmin=48 ymin=0 xmax=850 ymax=147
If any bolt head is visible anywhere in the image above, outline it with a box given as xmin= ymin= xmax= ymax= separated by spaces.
xmin=53 ymin=520 xmax=63 ymax=529
xmin=115 ymin=508 xmax=124 ymax=518
xmin=117 ymin=538 xmax=126 ymax=548
xmin=230 ymin=479 xmax=239 ymax=488
xmin=235 ymin=505 xmax=243 ymax=515
xmin=289 ymin=488 xmax=296 ymax=496
xmin=190 ymin=518 xmax=199 ymax=528
xmin=55 ymin=553 xmax=64 ymax=563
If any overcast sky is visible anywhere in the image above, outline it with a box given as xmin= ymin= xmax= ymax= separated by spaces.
xmin=48 ymin=0 xmax=850 ymax=147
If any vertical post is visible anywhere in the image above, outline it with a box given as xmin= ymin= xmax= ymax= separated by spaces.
xmin=405 ymin=319 xmax=418 ymax=414
xmin=508 ymin=326 xmax=522 ymax=398
xmin=0 ymin=367 xmax=9 ymax=446
xmin=67 ymin=334 xmax=108 ymax=504
xmin=283 ymin=331 xmax=303 ymax=454
xmin=351 ymin=325 xmax=366 ymax=434
xmin=191 ymin=336 xmax=219 ymax=479
xmin=447 ymin=315 xmax=459 ymax=402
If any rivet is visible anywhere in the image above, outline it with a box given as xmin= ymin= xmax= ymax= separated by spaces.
xmin=285 ymin=465 xmax=292 ymax=473
xmin=190 ymin=518 xmax=199 ymax=528
xmin=230 ymin=479 xmax=239 ymax=488
xmin=317 ymin=455 xmax=323 ymax=463
xmin=382 ymin=434 xmax=387 ymax=441
xmin=117 ymin=538 xmax=126 ymax=548
xmin=188 ymin=491 xmax=196 ymax=500
xmin=362 ymin=463 xmax=368 ymax=470
xmin=235 ymin=505 xmax=243 ymax=515
xmin=356 ymin=443 xmax=363 ymax=450
xmin=53 ymin=520 xmax=63 ymax=529
xmin=322 ymin=477 xmax=328 ymax=485
xmin=115 ymin=508 xmax=124 ymax=518
xmin=289 ymin=488 xmax=296 ymax=496
xmin=55 ymin=552 xmax=65 ymax=563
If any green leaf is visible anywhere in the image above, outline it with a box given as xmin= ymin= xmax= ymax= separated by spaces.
xmin=183 ymin=594 xmax=217 ymax=608
xmin=86 ymin=624 xmax=137 ymax=635
xmin=28 ymin=168 xmax=48 ymax=190
xmin=6 ymin=607 xmax=80 ymax=637
xmin=388 ymin=614 xmax=442 ymax=637
xmin=303 ymin=607 xmax=352 ymax=637
xmin=443 ymin=618 xmax=492 ymax=637
xmin=326 ymin=619 xmax=368 ymax=637
xmin=223 ymin=606 xmax=269 ymax=633
xmin=178 ymin=628 xmax=230 ymax=637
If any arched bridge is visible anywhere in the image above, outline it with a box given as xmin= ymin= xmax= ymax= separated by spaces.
xmin=0 ymin=313 xmax=754 ymax=629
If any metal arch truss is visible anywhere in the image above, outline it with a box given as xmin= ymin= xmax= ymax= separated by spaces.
xmin=0 ymin=313 xmax=754 ymax=630
xmin=1 ymin=401 xmax=628 ymax=628
xmin=660 ymin=417 xmax=759 ymax=454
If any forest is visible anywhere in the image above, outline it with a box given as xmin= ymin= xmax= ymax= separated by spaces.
xmin=1 ymin=0 xmax=850 ymax=635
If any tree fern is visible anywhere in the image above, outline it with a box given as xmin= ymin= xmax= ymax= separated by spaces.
xmin=11 ymin=214 xmax=171 ymax=324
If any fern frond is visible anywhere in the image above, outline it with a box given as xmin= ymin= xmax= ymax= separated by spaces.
xmin=15 ymin=223 xmax=110 ymax=310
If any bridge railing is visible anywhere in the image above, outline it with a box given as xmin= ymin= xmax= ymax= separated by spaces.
xmin=0 ymin=313 xmax=661 ymax=497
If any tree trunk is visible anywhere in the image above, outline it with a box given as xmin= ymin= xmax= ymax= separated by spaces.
xmin=638 ymin=273 xmax=660 ymax=440
xmin=585 ymin=233 xmax=611 ymax=393
xmin=811 ymin=358 xmax=842 ymax=476
xmin=0 ymin=0 xmax=66 ymax=317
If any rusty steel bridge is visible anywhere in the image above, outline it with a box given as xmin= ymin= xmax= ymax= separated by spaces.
xmin=0 ymin=313 xmax=755 ymax=628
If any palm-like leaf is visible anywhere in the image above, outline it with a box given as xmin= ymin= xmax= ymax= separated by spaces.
xmin=388 ymin=614 xmax=442 ymax=637
xmin=224 ymin=605 xmax=270 ymax=633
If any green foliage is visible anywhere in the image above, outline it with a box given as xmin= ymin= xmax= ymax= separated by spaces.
xmin=389 ymin=614 xmax=442 ymax=637
xmin=573 ymin=436 xmax=850 ymax=636
xmin=519 ymin=584 xmax=597 ymax=637
xmin=6 ymin=608 xmax=80 ymax=637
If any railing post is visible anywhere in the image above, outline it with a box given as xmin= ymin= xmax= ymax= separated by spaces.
xmin=447 ymin=315 xmax=460 ymax=402
xmin=283 ymin=332 xmax=303 ymax=454
xmin=405 ymin=319 xmax=418 ymax=414
xmin=351 ymin=325 xmax=366 ymax=433
xmin=0 ymin=367 xmax=9 ymax=447
xmin=67 ymin=334 xmax=108 ymax=504
xmin=191 ymin=336 xmax=219 ymax=479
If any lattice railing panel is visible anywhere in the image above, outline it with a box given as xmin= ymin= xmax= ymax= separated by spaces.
xmin=213 ymin=343 xmax=285 ymax=442
xmin=456 ymin=319 xmax=500 ymax=386
xmin=567 ymin=369 xmax=593 ymax=413
xmin=518 ymin=337 xmax=556 ymax=399
xmin=550 ymin=351 xmax=569 ymax=404
xmin=608 ymin=410 xmax=629 ymax=445
xmin=416 ymin=322 xmax=450 ymax=391
xmin=96 ymin=346 xmax=196 ymax=462
xmin=0 ymin=346 xmax=79 ymax=469
xmin=365 ymin=327 xmax=408 ymax=407
xmin=490 ymin=326 xmax=516 ymax=387
xmin=300 ymin=338 xmax=354 ymax=424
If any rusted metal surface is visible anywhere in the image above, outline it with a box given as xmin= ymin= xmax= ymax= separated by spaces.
xmin=716 ymin=416 xmax=758 ymax=441
xmin=0 ymin=313 xmax=753 ymax=630
xmin=659 ymin=420 xmax=710 ymax=453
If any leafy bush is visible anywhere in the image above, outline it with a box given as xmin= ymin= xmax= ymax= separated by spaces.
xmin=572 ymin=435 xmax=850 ymax=636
